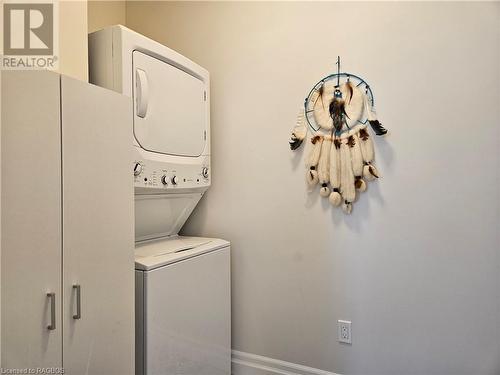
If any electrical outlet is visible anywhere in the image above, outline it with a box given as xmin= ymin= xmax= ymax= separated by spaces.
xmin=338 ymin=320 xmax=352 ymax=344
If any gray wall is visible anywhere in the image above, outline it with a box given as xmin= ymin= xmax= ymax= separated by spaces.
xmin=126 ymin=2 xmax=500 ymax=374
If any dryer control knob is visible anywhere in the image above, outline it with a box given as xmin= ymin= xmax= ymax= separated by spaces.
xmin=202 ymin=167 xmax=209 ymax=179
xmin=161 ymin=175 xmax=168 ymax=185
xmin=171 ymin=176 xmax=179 ymax=185
xmin=133 ymin=162 xmax=143 ymax=176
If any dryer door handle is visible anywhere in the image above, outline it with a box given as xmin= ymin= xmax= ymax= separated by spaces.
xmin=136 ymin=69 xmax=149 ymax=118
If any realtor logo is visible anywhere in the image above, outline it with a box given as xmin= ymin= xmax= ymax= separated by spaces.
xmin=4 ymin=3 xmax=53 ymax=55
xmin=2 ymin=1 xmax=58 ymax=69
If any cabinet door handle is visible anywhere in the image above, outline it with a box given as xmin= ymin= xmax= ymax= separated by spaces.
xmin=47 ymin=292 xmax=56 ymax=330
xmin=73 ymin=285 xmax=81 ymax=320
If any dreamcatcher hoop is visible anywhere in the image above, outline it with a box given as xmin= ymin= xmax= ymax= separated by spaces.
xmin=304 ymin=72 xmax=376 ymax=133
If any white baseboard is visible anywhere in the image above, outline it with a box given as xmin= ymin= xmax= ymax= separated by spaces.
xmin=231 ymin=350 xmax=340 ymax=375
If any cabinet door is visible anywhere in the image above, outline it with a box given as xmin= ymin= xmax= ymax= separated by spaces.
xmin=1 ymin=71 xmax=62 ymax=368
xmin=61 ymin=76 xmax=134 ymax=374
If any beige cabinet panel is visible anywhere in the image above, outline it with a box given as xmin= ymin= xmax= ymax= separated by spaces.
xmin=61 ymin=76 xmax=134 ymax=375
xmin=1 ymin=71 xmax=63 ymax=368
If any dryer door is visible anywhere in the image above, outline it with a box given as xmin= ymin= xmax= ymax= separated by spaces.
xmin=132 ymin=51 xmax=207 ymax=157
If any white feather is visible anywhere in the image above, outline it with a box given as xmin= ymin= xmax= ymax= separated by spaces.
xmin=307 ymin=169 xmax=319 ymax=186
xmin=307 ymin=91 xmax=319 ymax=112
xmin=339 ymin=135 xmax=356 ymax=203
xmin=318 ymin=137 xmax=331 ymax=197
xmin=291 ymin=108 xmax=307 ymax=141
xmin=342 ymin=82 xmax=364 ymax=127
xmin=349 ymin=130 xmax=364 ymax=177
xmin=364 ymin=134 xmax=375 ymax=162
xmin=312 ymin=82 xmax=335 ymax=131
xmin=318 ymin=138 xmax=331 ymax=183
xmin=358 ymin=126 xmax=374 ymax=163
xmin=306 ymin=136 xmax=323 ymax=167
xmin=362 ymin=90 xmax=378 ymax=122
xmin=329 ymin=138 xmax=341 ymax=188
xmin=305 ymin=136 xmax=323 ymax=187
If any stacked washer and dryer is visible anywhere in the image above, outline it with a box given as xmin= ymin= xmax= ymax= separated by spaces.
xmin=89 ymin=26 xmax=231 ymax=375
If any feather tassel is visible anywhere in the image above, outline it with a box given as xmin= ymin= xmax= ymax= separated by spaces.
xmin=342 ymin=83 xmax=364 ymax=128
xmin=348 ymin=129 xmax=367 ymax=192
xmin=306 ymin=135 xmax=323 ymax=187
xmin=289 ymin=108 xmax=307 ymax=150
xmin=313 ymin=84 xmax=334 ymax=130
xmin=329 ymin=138 xmax=341 ymax=189
xmin=340 ymin=135 xmax=356 ymax=204
xmin=314 ymin=83 xmax=325 ymax=109
xmin=345 ymin=81 xmax=354 ymax=104
xmin=369 ymin=120 xmax=388 ymax=136
xmin=328 ymin=138 xmax=342 ymax=206
xmin=359 ymin=127 xmax=380 ymax=181
xmin=318 ymin=137 xmax=331 ymax=197
xmin=348 ymin=131 xmax=364 ymax=177
xmin=329 ymin=97 xmax=348 ymax=133
xmin=363 ymin=91 xmax=387 ymax=135
xmin=358 ymin=127 xmax=374 ymax=163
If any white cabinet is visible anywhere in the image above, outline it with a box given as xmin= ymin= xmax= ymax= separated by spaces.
xmin=1 ymin=71 xmax=134 ymax=374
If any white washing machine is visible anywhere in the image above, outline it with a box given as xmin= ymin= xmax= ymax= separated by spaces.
xmin=135 ymin=237 xmax=230 ymax=375
xmin=89 ymin=25 xmax=231 ymax=375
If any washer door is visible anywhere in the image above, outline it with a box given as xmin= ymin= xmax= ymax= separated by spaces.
xmin=132 ymin=50 xmax=207 ymax=157
xmin=143 ymin=248 xmax=231 ymax=375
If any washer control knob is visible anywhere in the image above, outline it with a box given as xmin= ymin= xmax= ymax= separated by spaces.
xmin=202 ymin=167 xmax=209 ymax=179
xmin=161 ymin=175 xmax=168 ymax=185
xmin=171 ymin=176 xmax=179 ymax=185
xmin=133 ymin=162 xmax=142 ymax=176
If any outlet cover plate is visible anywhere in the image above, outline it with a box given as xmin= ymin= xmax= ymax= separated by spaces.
xmin=338 ymin=320 xmax=352 ymax=344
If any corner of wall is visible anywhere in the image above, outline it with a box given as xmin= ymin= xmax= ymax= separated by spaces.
xmin=58 ymin=0 xmax=89 ymax=82
xmin=87 ymin=0 xmax=126 ymax=33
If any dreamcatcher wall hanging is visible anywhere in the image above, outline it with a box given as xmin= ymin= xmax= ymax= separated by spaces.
xmin=289 ymin=57 xmax=388 ymax=214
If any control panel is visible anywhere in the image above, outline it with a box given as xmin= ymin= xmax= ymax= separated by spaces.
xmin=133 ymin=157 xmax=210 ymax=192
